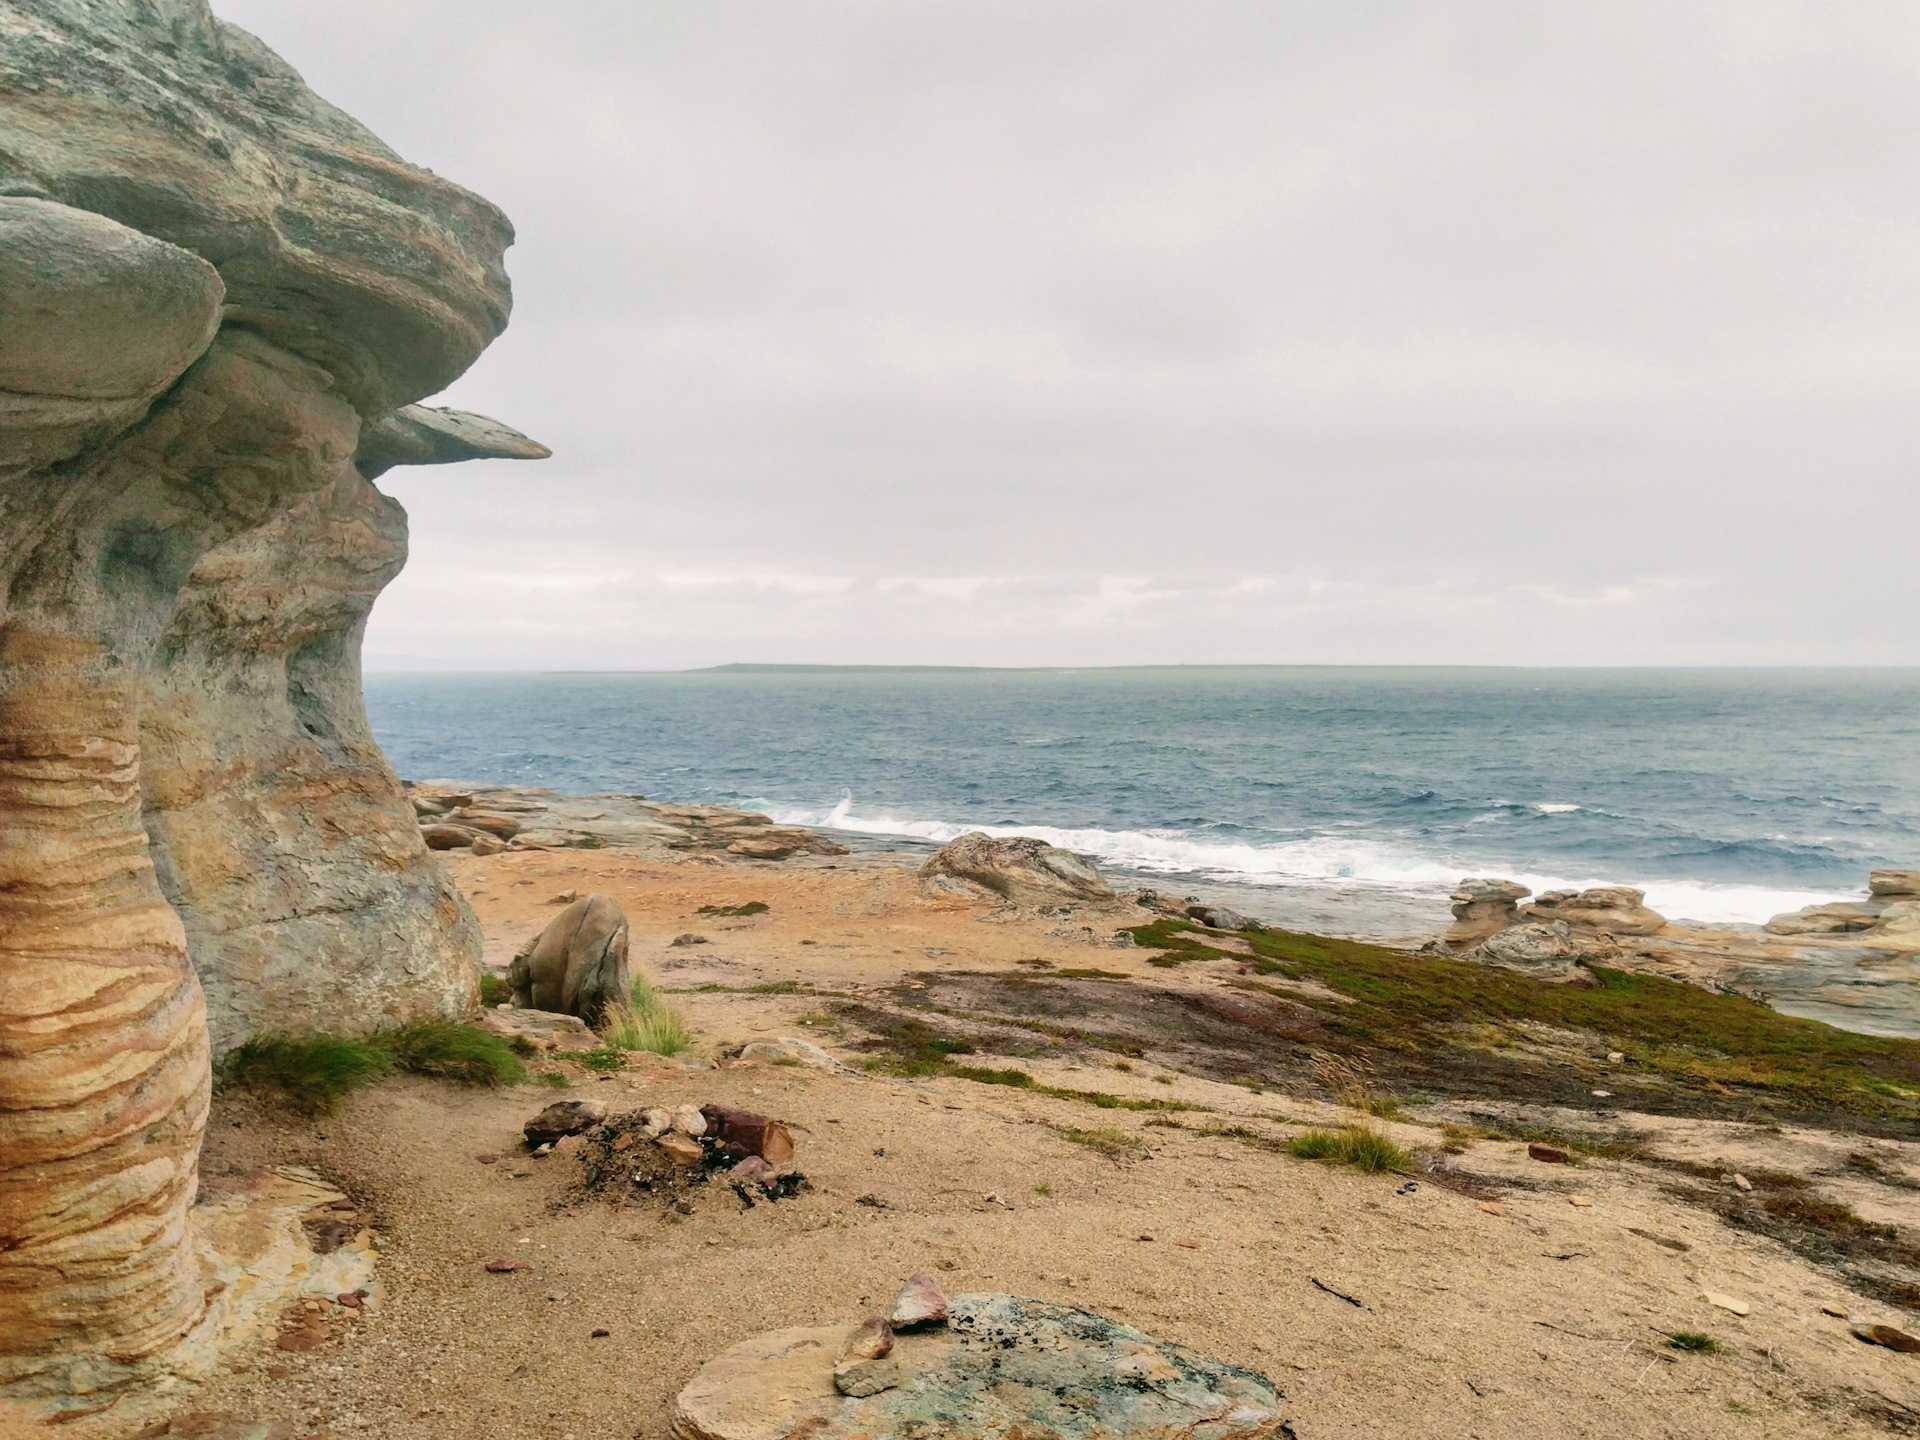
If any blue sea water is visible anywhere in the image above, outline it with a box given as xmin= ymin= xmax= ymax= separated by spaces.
xmin=365 ymin=667 xmax=1920 ymax=939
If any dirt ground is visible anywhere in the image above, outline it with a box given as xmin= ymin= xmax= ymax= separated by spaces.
xmin=168 ymin=847 xmax=1920 ymax=1439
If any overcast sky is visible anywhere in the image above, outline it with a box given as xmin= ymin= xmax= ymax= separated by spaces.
xmin=222 ymin=1 xmax=1920 ymax=669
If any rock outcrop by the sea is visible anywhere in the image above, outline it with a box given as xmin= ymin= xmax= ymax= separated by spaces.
xmin=671 ymin=1293 xmax=1288 ymax=1440
xmin=409 ymin=783 xmax=849 ymax=860
xmin=1522 ymin=886 xmax=1668 ymax=937
xmin=1443 ymin=878 xmax=1531 ymax=949
xmin=509 ymin=895 xmax=632 ymax=1026
xmin=0 ymin=0 xmax=540 ymax=1403
xmin=919 ymin=833 xmax=1115 ymax=907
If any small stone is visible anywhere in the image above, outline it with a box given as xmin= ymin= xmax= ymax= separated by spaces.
xmin=1820 ymin=1304 xmax=1849 ymax=1319
xmin=1568 ymin=1195 xmax=1593 ymax=1207
xmin=1730 ymin=1173 xmax=1752 ymax=1192
xmin=1606 ymin=1051 xmax=1625 ymax=1063
xmin=729 ymin=1155 xmax=777 ymax=1186
xmin=335 ymin=1293 xmax=363 ymax=1309
xmin=523 ymin=1098 xmax=608 ymax=1147
xmin=833 ymin=1356 xmax=903 ymax=1397
xmin=1477 ymin=1201 xmax=1506 ymax=1216
xmin=1136 ymin=1234 xmax=1155 ymax=1242
xmin=266 ymin=1365 xmax=292 ymax=1380
xmin=548 ymin=1291 xmax=570 ymax=1302
xmin=1854 ymin=1323 xmax=1920 ymax=1354
xmin=656 ymin=1132 xmax=705 ymax=1166
xmin=1527 ymin=1144 xmax=1569 ymax=1164
xmin=612 ymin=1134 xmax=634 ymax=1151
xmin=1702 ymin=1291 xmax=1750 ymax=1316
xmin=534 ymin=1142 xmax=554 ymax=1156
xmin=555 ymin=1134 xmax=583 ymax=1155
xmin=484 ymin=1258 xmax=525 ymax=1273
xmin=592 ymin=1327 xmax=612 ymax=1339
xmin=888 ymin=1273 xmax=949 ymax=1330
xmin=670 ymin=1103 xmax=708 ymax=1137
xmin=637 ymin=1107 xmax=674 ymax=1139
xmin=1590 ymin=1090 xmax=1611 ymax=1098
xmin=671 ymin=933 xmax=710 ymax=947
xmin=839 ymin=1316 xmax=894 ymax=1363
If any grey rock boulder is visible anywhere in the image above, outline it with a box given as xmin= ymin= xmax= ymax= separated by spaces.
xmin=1465 ymin=921 xmax=1612 ymax=981
xmin=1187 ymin=902 xmax=1258 ymax=932
xmin=919 ymin=833 xmax=1114 ymax=907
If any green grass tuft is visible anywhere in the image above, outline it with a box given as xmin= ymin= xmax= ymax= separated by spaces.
xmin=576 ymin=1047 xmax=626 ymax=1071
xmin=1286 ymin=1125 xmax=1412 ymax=1173
xmin=378 ymin=1022 xmax=526 ymax=1087
xmin=600 ymin=997 xmax=694 ymax=1057
xmin=1054 ymin=1125 xmax=1143 ymax=1159
xmin=479 ymin=974 xmax=510 ymax=1006
xmin=1664 ymin=1332 xmax=1720 ymax=1353
xmin=221 ymin=1034 xmax=391 ymax=1113
xmin=538 ymin=1070 xmax=571 ymax=1088
xmin=221 ymin=1021 xmax=524 ymax=1110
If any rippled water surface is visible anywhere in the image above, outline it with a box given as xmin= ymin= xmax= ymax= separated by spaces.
xmin=366 ymin=667 xmax=1920 ymax=937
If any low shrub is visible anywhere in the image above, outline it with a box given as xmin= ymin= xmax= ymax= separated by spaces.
xmin=479 ymin=973 xmax=510 ymax=1006
xmin=1664 ymin=1332 xmax=1720 ymax=1353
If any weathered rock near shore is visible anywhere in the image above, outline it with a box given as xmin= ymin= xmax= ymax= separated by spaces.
xmin=0 ymin=0 xmax=540 ymax=1403
xmin=920 ymin=832 xmax=1115 ymax=907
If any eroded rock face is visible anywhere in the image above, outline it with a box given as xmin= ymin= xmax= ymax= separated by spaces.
xmin=1442 ymin=878 xmax=1531 ymax=949
xmin=0 ymin=0 xmax=541 ymax=1400
xmin=1522 ymin=886 xmax=1668 ymax=937
xmin=920 ymin=833 xmax=1115 ymax=907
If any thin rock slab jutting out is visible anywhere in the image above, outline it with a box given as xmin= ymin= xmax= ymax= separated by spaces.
xmin=672 ymin=1294 xmax=1291 ymax=1440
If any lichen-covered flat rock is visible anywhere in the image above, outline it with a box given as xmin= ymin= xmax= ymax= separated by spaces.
xmin=673 ymin=1294 xmax=1290 ymax=1440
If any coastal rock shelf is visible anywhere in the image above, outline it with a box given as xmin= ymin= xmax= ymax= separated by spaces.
xmin=407 ymin=783 xmax=850 ymax=862
xmin=0 ymin=0 xmax=542 ymax=1409
xmin=1440 ymin=877 xmax=1920 ymax=1038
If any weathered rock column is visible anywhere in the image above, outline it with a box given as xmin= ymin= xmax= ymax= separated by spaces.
xmin=0 ymin=656 xmax=211 ymax=1385
xmin=1 ymin=0 xmax=544 ymax=1399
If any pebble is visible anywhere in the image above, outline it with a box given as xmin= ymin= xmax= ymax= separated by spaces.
xmin=1527 ymin=1144 xmax=1569 ymax=1164
xmin=1821 ymin=1304 xmax=1849 ymax=1319
xmin=1606 ymin=1051 xmax=1625 ymax=1063
xmin=1590 ymin=1090 xmax=1611 ymax=1098
xmin=1730 ymin=1173 xmax=1752 ymax=1191
xmin=1702 ymin=1291 xmax=1750 ymax=1316
xmin=1477 ymin=1201 xmax=1506 ymax=1216
xmin=1568 ymin=1195 xmax=1593 ymax=1207
xmin=592 ymin=1327 xmax=612 ymax=1339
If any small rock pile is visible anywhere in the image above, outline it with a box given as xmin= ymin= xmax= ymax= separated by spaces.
xmin=522 ymin=1099 xmax=807 ymax=1209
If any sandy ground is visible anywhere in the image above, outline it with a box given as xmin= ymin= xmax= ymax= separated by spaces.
xmin=162 ymin=847 xmax=1920 ymax=1439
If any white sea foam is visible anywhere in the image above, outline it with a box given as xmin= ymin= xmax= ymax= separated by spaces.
xmin=762 ymin=795 xmax=1859 ymax=928
xmin=1535 ymin=803 xmax=1581 ymax=814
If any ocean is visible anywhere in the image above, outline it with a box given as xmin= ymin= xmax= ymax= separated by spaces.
xmin=365 ymin=667 xmax=1920 ymax=943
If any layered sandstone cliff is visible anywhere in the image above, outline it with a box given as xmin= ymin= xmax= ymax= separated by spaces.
xmin=1 ymin=0 xmax=541 ymax=1401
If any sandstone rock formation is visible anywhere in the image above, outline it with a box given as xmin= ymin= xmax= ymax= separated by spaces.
xmin=919 ymin=833 xmax=1114 ymax=907
xmin=1442 ymin=878 xmax=1531 ymax=949
xmin=672 ymin=1293 xmax=1288 ymax=1440
xmin=509 ymin=895 xmax=632 ymax=1025
xmin=1522 ymin=885 xmax=1668 ymax=937
xmin=0 ymin=0 xmax=541 ymax=1401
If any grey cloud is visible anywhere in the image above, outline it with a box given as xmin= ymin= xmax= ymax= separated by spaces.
xmin=217 ymin=0 xmax=1920 ymax=667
